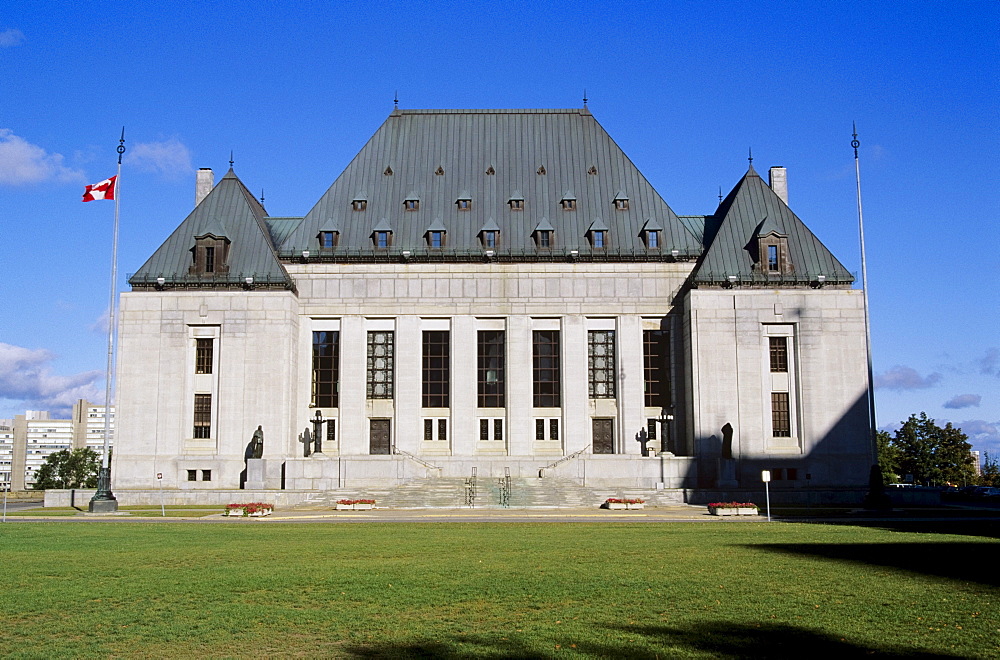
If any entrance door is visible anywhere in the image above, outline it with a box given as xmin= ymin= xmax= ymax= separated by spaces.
xmin=370 ymin=419 xmax=391 ymax=455
xmin=592 ymin=418 xmax=614 ymax=454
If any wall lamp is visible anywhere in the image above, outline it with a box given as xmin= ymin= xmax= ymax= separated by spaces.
xmin=723 ymin=274 xmax=737 ymax=288
xmin=155 ymin=277 xmax=166 ymax=290
xmin=401 ymin=250 xmax=411 ymax=262
xmin=243 ymin=276 xmax=254 ymax=290
xmin=300 ymin=250 xmax=310 ymax=264
xmin=812 ymin=274 xmax=827 ymax=289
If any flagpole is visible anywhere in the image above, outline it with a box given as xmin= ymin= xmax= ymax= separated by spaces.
xmin=853 ymin=124 xmax=877 ymax=465
xmin=90 ymin=128 xmax=125 ymax=513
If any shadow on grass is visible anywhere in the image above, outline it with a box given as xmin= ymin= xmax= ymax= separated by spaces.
xmin=750 ymin=542 xmax=999 ymax=587
xmin=817 ymin=518 xmax=1000 ymax=540
xmin=341 ymin=621 xmax=963 ymax=658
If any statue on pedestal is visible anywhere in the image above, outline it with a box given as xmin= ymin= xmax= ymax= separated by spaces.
xmin=250 ymin=426 xmax=264 ymax=459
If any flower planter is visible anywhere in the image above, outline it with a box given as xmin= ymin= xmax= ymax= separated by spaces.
xmin=336 ymin=500 xmax=376 ymax=510
xmin=626 ymin=502 xmax=645 ymax=510
xmin=248 ymin=510 xmax=272 ymax=517
xmin=710 ymin=508 xmax=757 ymax=516
xmin=336 ymin=503 xmax=352 ymax=510
xmin=605 ymin=502 xmax=627 ymax=510
xmin=353 ymin=503 xmax=373 ymax=510
xmin=226 ymin=509 xmax=245 ymax=517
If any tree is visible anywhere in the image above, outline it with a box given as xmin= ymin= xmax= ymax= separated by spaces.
xmin=875 ymin=429 xmax=900 ymax=484
xmin=890 ymin=412 xmax=976 ymax=486
xmin=980 ymin=452 xmax=1000 ymax=487
xmin=32 ymin=448 xmax=101 ymax=490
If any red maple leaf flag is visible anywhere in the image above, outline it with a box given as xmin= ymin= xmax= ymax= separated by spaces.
xmin=82 ymin=175 xmax=117 ymax=202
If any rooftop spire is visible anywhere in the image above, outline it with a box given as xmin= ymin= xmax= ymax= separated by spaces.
xmin=394 ymin=91 xmax=399 ymax=110
xmin=583 ymin=89 xmax=588 ymax=108
xmin=748 ymin=147 xmax=753 ymax=165
xmin=229 ymin=150 xmax=234 ymax=168
xmin=260 ymin=188 xmax=265 ymax=205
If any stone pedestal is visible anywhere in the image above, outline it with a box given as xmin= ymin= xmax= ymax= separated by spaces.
xmin=717 ymin=458 xmax=738 ymax=488
xmin=245 ymin=458 xmax=267 ymax=490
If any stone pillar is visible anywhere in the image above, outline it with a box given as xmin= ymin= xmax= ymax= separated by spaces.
xmin=339 ymin=316 xmax=366 ymax=455
xmin=562 ymin=316 xmax=588 ymax=454
xmin=506 ymin=316 xmax=532 ymax=455
xmin=450 ymin=315 xmax=476 ymax=456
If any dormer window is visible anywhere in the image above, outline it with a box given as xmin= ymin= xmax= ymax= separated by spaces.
xmin=352 ymin=199 xmax=367 ymax=211
xmin=481 ymin=230 xmax=498 ymax=248
xmin=404 ymin=199 xmax=419 ymax=211
xmin=614 ymin=199 xmax=629 ymax=211
xmin=757 ymin=232 xmax=792 ymax=274
xmin=189 ymin=234 xmax=230 ymax=276
xmin=374 ymin=231 xmax=392 ymax=249
xmin=536 ymin=231 xmax=553 ymax=249
xmin=427 ymin=230 xmax=445 ymax=248
xmin=319 ymin=231 xmax=339 ymax=248
xmin=645 ymin=230 xmax=660 ymax=249
xmin=591 ymin=230 xmax=607 ymax=249
xmin=509 ymin=199 xmax=524 ymax=211
xmin=561 ymin=197 xmax=576 ymax=211
xmin=456 ymin=198 xmax=472 ymax=211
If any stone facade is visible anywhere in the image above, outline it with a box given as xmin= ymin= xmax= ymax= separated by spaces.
xmin=112 ymin=108 xmax=872 ymax=501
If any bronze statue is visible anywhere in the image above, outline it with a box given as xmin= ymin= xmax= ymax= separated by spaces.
xmin=250 ymin=426 xmax=264 ymax=459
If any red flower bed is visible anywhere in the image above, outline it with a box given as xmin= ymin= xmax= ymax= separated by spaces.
xmin=707 ymin=502 xmax=757 ymax=513
xmin=336 ymin=499 xmax=376 ymax=505
xmin=605 ymin=498 xmax=645 ymax=504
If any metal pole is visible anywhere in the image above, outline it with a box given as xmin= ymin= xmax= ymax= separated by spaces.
xmin=765 ymin=480 xmax=771 ymax=522
xmin=3 ymin=488 xmax=7 ymax=523
xmin=853 ymin=124 xmax=878 ymax=467
xmin=90 ymin=129 xmax=125 ymax=512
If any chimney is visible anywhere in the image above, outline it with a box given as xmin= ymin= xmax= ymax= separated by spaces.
xmin=768 ymin=166 xmax=788 ymax=205
xmin=195 ymin=168 xmax=214 ymax=207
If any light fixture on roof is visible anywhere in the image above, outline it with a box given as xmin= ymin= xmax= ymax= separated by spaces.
xmin=300 ymin=250 xmax=310 ymax=264
xmin=244 ymin=276 xmax=254 ymax=290
xmin=155 ymin=277 xmax=165 ymax=290
xmin=671 ymin=249 xmax=680 ymax=259
xmin=568 ymin=249 xmax=579 ymax=262
xmin=724 ymin=274 xmax=738 ymax=288
xmin=813 ymin=274 xmax=826 ymax=289
xmin=484 ymin=249 xmax=494 ymax=261
xmin=401 ymin=250 xmax=411 ymax=262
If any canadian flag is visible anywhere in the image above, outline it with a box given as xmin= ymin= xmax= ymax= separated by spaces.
xmin=82 ymin=175 xmax=117 ymax=202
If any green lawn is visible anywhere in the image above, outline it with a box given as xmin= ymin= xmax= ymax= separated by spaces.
xmin=0 ymin=522 xmax=996 ymax=658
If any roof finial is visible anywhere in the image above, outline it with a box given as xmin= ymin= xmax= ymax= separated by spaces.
xmin=394 ymin=91 xmax=399 ymax=110
xmin=852 ymin=121 xmax=860 ymax=159
xmin=117 ymin=126 xmax=126 ymax=165
xmin=748 ymin=147 xmax=753 ymax=165
xmin=718 ymin=186 xmax=723 ymax=203
xmin=583 ymin=89 xmax=588 ymax=107
xmin=229 ymin=150 xmax=234 ymax=168
xmin=260 ymin=188 xmax=265 ymax=204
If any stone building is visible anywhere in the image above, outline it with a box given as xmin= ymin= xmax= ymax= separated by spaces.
xmin=2 ymin=401 xmax=114 ymax=490
xmin=113 ymin=107 xmax=871 ymax=500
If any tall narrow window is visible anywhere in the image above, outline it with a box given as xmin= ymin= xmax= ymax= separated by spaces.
xmin=374 ymin=231 xmax=391 ymax=249
xmin=428 ymin=231 xmax=445 ymax=248
xmin=536 ymin=231 xmax=552 ymax=248
xmin=482 ymin=231 xmax=498 ymax=248
xmin=532 ymin=330 xmax=560 ymax=407
xmin=312 ymin=331 xmax=339 ymax=408
xmin=193 ymin=394 xmax=212 ymax=439
xmin=195 ymin=338 xmax=213 ymax=374
xmin=769 ymin=336 xmax=788 ymax=372
xmin=767 ymin=245 xmax=779 ymax=271
xmin=643 ymin=330 xmax=669 ymax=407
xmin=477 ymin=330 xmax=505 ymax=407
xmin=326 ymin=419 xmax=337 ymax=444
xmin=422 ymin=331 xmax=449 ymax=408
xmin=588 ymin=330 xmax=616 ymax=398
xmin=771 ymin=392 xmax=791 ymax=437
xmin=591 ymin=231 xmax=606 ymax=249
xmin=205 ymin=246 xmax=215 ymax=273
xmin=646 ymin=230 xmax=660 ymax=249
xmin=319 ymin=231 xmax=338 ymax=248
xmin=367 ymin=331 xmax=394 ymax=399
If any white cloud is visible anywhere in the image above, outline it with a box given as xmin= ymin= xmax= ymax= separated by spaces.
xmin=0 ymin=29 xmax=25 ymax=47
xmin=0 ymin=129 xmax=86 ymax=186
xmin=943 ymin=394 xmax=981 ymax=409
xmin=874 ymin=365 xmax=942 ymax=391
xmin=125 ymin=138 xmax=193 ymax=178
xmin=0 ymin=342 xmax=103 ymax=416
xmin=979 ymin=348 xmax=1000 ymax=378
xmin=957 ymin=419 xmax=1000 ymax=456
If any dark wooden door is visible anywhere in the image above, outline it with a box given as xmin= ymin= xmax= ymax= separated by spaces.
xmin=370 ymin=419 xmax=391 ymax=455
xmin=592 ymin=418 xmax=614 ymax=454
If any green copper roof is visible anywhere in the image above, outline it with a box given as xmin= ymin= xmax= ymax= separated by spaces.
xmin=693 ymin=165 xmax=854 ymax=285
xmin=281 ymin=108 xmax=701 ymax=257
xmin=130 ymin=169 xmax=293 ymax=289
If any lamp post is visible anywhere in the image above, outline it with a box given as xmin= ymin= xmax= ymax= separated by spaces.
xmin=310 ymin=409 xmax=325 ymax=455
xmin=657 ymin=407 xmax=675 ymax=456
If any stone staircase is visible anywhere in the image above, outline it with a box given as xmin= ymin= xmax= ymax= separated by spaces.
xmin=292 ymin=476 xmax=686 ymax=510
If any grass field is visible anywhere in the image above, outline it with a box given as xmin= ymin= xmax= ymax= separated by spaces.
xmin=1 ymin=522 xmax=997 ymax=658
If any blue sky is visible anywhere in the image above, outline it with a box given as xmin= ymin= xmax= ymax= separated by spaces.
xmin=1 ymin=1 xmax=997 ymax=456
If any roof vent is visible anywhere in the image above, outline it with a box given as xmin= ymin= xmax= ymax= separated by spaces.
xmin=588 ymin=165 xmax=598 ymax=175
xmin=435 ymin=165 xmax=445 ymax=176
xmin=537 ymin=165 xmax=546 ymax=176
xmin=383 ymin=166 xmax=393 ymax=176
xmin=485 ymin=165 xmax=495 ymax=175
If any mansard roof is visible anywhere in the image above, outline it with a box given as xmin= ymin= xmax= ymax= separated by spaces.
xmin=129 ymin=169 xmax=293 ymax=289
xmin=280 ymin=108 xmax=701 ymax=259
xmin=693 ymin=165 xmax=854 ymax=286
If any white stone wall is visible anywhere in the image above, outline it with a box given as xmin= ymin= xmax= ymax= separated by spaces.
xmin=114 ymin=262 xmax=692 ymax=488
xmin=684 ymin=288 xmax=871 ymax=487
